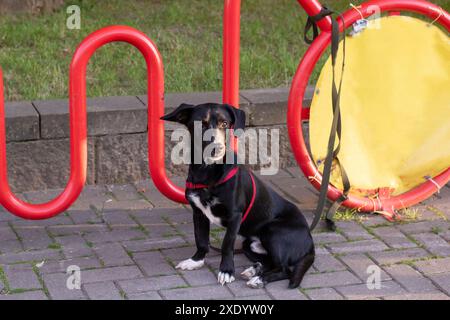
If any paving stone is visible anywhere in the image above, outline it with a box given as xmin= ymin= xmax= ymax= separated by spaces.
xmin=107 ymin=184 xmax=142 ymax=201
xmin=84 ymin=281 xmax=123 ymax=300
xmin=369 ymin=248 xmax=431 ymax=266
xmin=99 ymin=210 xmax=138 ymax=227
xmin=360 ymin=215 xmax=391 ymax=227
xmin=161 ymin=246 xmax=200 ymax=261
xmin=83 ymin=229 xmax=146 ymax=244
xmin=135 ymin=180 xmax=183 ymax=209
xmin=265 ymin=280 xmax=308 ymax=300
xmin=305 ymin=287 xmax=344 ymax=300
xmin=70 ymin=197 xmax=110 ymax=211
xmin=93 ymin=242 xmax=133 ymax=267
xmin=312 ymin=232 xmax=347 ymax=244
xmin=0 ymin=210 xmax=20 ymax=222
xmin=37 ymin=256 xmax=101 ymax=274
xmin=414 ymin=257 xmax=450 ymax=275
xmin=127 ymin=291 xmax=162 ymax=300
xmin=0 ymin=240 xmax=23 ymax=254
xmin=327 ymin=239 xmax=388 ymax=254
xmin=412 ymin=233 xmax=450 ymax=257
xmin=43 ymin=273 xmax=86 ymax=300
xmin=0 ymin=248 xmax=62 ymax=264
xmin=147 ymin=224 xmax=179 ymax=239
xmin=81 ymin=266 xmax=143 ymax=284
xmin=173 ymin=222 xmax=195 ymax=236
xmin=384 ymin=264 xmax=438 ymax=293
xmin=235 ymin=294 xmax=273 ymax=300
xmin=67 ymin=210 xmax=102 ymax=224
xmin=335 ymin=221 xmax=374 ymax=241
xmin=62 ymin=247 xmax=95 ymax=259
xmin=271 ymin=177 xmax=318 ymax=207
xmin=118 ymin=275 xmax=187 ymax=293
xmin=23 ymin=188 xmax=65 ymax=203
xmin=0 ymin=290 xmax=48 ymax=300
xmin=371 ymin=226 xmax=417 ymax=249
xmin=160 ymin=285 xmax=233 ymax=300
xmin=384 ymin=292 xmax=450 ymax=300
xmin=122 ymin=237 xmax=188 ymax=252
xmin=312 ymin=252 xmax=346 ymax=273
xmin=55 ymin=234 xmax=89 ymax=250
xmin=133 ymin=251 xmax=176 ymax=277
xmin=3 ymin=264 xmax=41 ymax=290
xmin=48 ymin=224 xmax=108 ymax=236
xmin=226 ymin=279 xmax=267 ymax=297
xmin=97 ymin=199 xmax=154 ymax=211
xmin=0 ymin=226 xmax=18 ymax=241
xmin=15 ymin=228 xmax=53 ymax=250
xmin=301 ymin=270 xmax=361 ymax=289
xmin=11 ymin=215 xmax=73 ymax=228
xmin=397 ymin=221 xmax=444 ymax=234
xmin=427 ymin=273 xmax=450 ymax=295
xmin=336 ymin=280 xmax=407 ymax=299
xmin=130 ymin=209 xmax=168 ymax=225
xmin=338 ymin=253 xmax=391 ymax=281
xmin=180 ymin=268 xmax=219 ymax=287
xmin=441 ymin=230 xmax=450 ymax=242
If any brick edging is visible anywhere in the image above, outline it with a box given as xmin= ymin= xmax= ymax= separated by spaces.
xmin=4 ymin=86 xmax=314 ymax=192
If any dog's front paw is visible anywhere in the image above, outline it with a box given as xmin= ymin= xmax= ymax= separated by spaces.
xmin=246 ymin=276 xmax=265 ymax=289
xmin=217 ymin=271 xmax=235 ymax=285
xmin=176 ymin=258 xmax=204 ymax=271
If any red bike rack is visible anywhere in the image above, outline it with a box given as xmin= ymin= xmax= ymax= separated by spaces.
xmin=1 ymin=0 xmax=448 ymax=219
xmin=0 ymin=26 xmax=186 ymax=219
xmin=0 ymin=1 xmax=242 ymax=220
xmin=288 ymin=0 xmax=450 ymax=214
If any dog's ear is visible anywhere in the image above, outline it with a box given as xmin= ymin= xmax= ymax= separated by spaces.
xmin=160 ymin=103 xmax=195 ymax=124
xmin=224 ymin=104 xmax=246 ymax=130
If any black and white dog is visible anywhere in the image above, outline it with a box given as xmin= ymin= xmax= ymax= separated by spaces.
xmin=161 ymin=103 xmax=314 ymax=289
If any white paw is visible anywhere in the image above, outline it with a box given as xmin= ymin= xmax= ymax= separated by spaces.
xmin=175 ymin=258 xmax=204 ymax=270
xmin=217 ymin=272 xmax=235 ymax=285
xmin=246 ymin=276 xmax=264 ymax=289
xmin=241 ymin=266 xmax=257 ymax=280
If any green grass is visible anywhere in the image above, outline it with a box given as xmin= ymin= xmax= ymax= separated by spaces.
xmin=1 ymin=0 xmax=447 ymax=102
xmin=47 ymin=242 xmax=62 ymax=250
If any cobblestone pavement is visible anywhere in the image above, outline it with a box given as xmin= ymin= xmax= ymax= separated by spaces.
xmin=0 ymin=167 xmax=449 ymax=300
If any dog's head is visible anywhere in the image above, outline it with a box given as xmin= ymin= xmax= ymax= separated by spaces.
xmin=161 ymin=103 xmax=245 ymax=164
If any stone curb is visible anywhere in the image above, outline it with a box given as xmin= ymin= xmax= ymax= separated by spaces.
xmin=6 ymin=86 xmax=314 ymax=142
xmin=4 ymin=86 xmax=314 ymax=191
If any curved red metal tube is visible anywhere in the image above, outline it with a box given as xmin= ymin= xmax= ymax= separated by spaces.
xmin=0 ymin=26 xmax=186 ymax=219
xmin=223 ymin=0 xmax=241 ymax=107
xmin=287 ymin=0 xmax=450 ymax=213
xmin=0 ymin=0 xmax=242 ymax=219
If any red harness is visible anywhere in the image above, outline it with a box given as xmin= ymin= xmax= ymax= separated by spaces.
xmin=185 ymin=167 xmax=256 ymax=223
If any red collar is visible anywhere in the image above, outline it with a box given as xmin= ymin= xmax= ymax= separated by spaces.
xmin=185 ymin=167 xmax=256 ymax=223
xmin=185 ymin=167 xmax=239 ymax=189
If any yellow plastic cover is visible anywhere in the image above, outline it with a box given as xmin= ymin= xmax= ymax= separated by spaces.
xmin=310 ymin=16 xmax=450 ymax=196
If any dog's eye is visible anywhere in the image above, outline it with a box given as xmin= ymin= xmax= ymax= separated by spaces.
xmin=221 ymin=121 xmax=228 ymax=128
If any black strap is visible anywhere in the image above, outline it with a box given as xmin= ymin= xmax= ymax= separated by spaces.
xmin=309 ymin=10 xmax=350 ymax=232
xmin=304 ymin=7 xmax=333 ymax=44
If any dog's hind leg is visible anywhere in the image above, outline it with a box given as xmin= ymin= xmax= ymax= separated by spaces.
xmin=241 ymin=238 xmax=273 ymax=280
xmin=246 ymin=267 xmax=291 ymax=289
xmin=288 ymin=250 xmax=315 ymax=289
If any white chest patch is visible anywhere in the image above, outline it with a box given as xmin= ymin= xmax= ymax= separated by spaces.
xmin=188 ymin=194 xmax=222 ymax=226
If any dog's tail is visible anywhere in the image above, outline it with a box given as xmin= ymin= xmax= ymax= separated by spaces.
xmin=288 ymin=248 xmax=315 ymax=289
